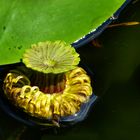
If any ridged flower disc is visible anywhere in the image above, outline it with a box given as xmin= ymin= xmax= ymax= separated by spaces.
xmin=23 ymin=41 xmax=80 ymax=74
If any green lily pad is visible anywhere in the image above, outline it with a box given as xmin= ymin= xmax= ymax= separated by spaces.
xmin=0 ymin=0 xmax=125 ymax=65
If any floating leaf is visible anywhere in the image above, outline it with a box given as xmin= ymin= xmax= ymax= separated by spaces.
xmin=0 ymin=0 xmax=125 ymax=65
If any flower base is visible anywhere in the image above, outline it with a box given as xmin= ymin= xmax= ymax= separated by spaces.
xmin=3 ymin=66 xmax=93 ymax=126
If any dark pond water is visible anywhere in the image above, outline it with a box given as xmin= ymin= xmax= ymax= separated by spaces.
xmin=0 ymin=1 xmax=140 ymax=140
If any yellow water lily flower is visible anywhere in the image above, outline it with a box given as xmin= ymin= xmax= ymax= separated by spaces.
xmin=3 ymin=41 xmax=93 ymax=126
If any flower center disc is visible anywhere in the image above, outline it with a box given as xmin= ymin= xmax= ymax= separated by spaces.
xmin=43 ymin=60 xmax=56 ymax=67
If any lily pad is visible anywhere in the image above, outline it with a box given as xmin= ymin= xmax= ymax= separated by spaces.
xmin=0 ymin=0 xmax=126 ymax=65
